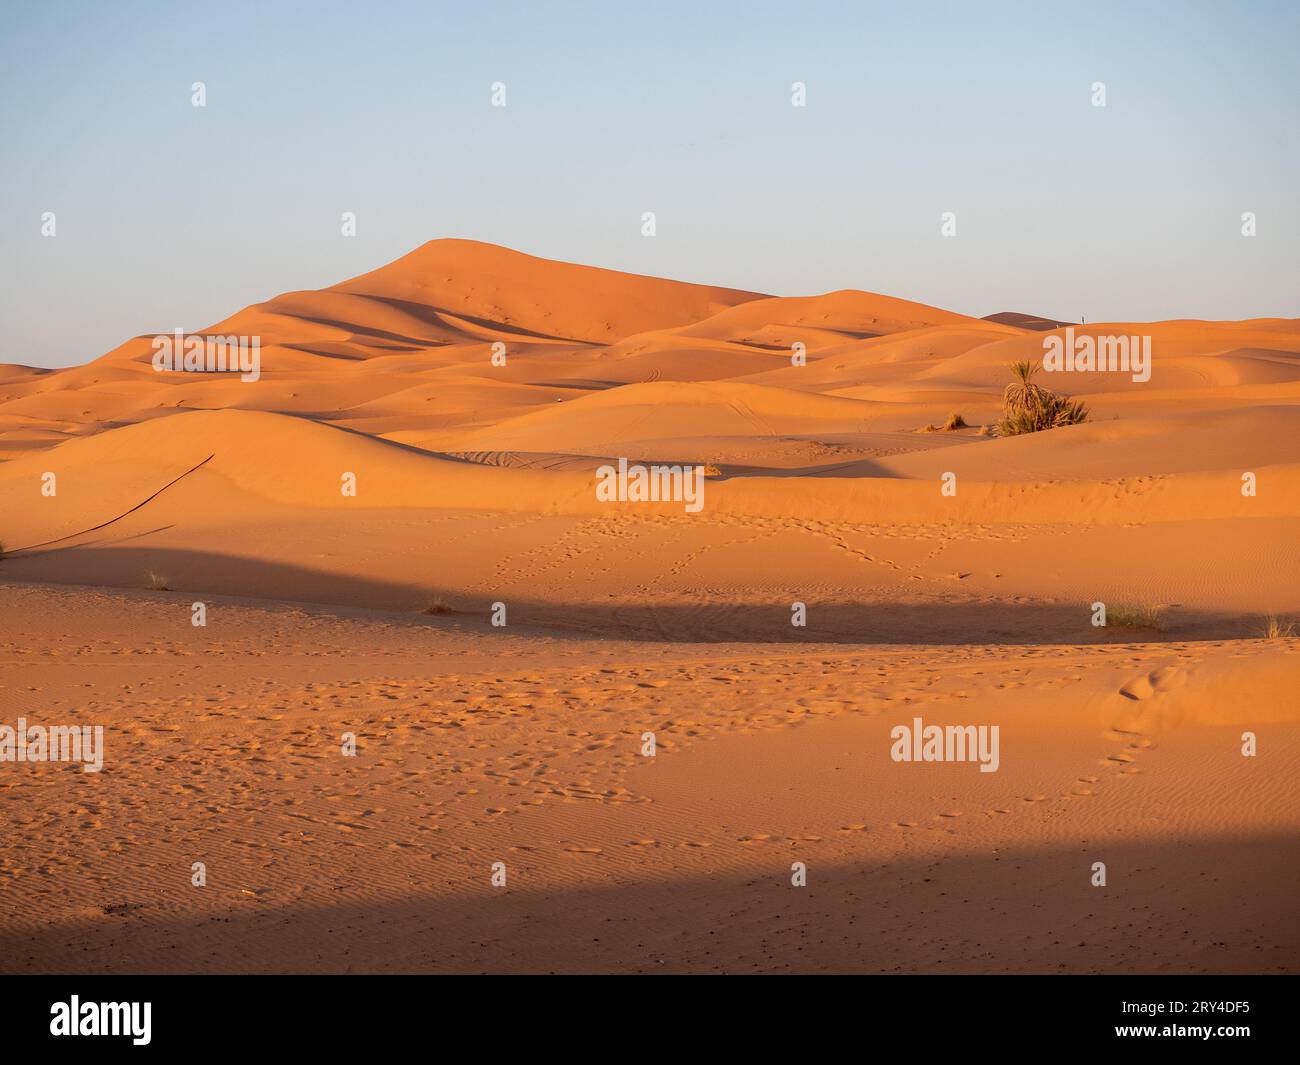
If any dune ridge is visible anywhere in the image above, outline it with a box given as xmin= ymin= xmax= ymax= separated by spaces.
xmin=3 ymin=238 xmax=1299 ymax=612
xmin=1 ymin=239 xmax=1297 ymax=976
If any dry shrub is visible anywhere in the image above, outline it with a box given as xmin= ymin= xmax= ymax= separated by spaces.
xmin=997 ymin=361 xmax=1089 ymax=435
xmin=1263 ymin=615 xmax=1295 ymax=639
xmin=921 ymin=413 xmax=967 ymax=433
xmin=1108 ymin=603 xmax=1164 ymax=631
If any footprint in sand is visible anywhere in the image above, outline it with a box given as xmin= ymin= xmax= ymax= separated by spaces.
xmin=1103 ymin=729 xmax=1140 ymax=741
xmin=1119 ymin=663 xmax=1185 ymax=701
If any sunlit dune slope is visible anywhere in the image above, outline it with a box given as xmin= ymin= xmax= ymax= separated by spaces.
xmin=330 ymin=237 xmax=768 ymax=344
xmin=0 ymin=238 xmax=1297 ymax=533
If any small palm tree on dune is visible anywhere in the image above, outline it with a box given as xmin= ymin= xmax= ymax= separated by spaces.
xmin=997 ymin=360 xmax=1089 ymax=436
xmin=1003 ymin=360 xmax=1046 ymax=418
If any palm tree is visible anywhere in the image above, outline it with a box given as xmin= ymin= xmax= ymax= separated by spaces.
xmin=1003 ymin=360 xmax=1045 ymax=418
xmin=997 ymin=360 xmax=1090 ymax=436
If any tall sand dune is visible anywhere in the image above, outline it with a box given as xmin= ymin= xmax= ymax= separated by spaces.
xmin=1 ymin=239 xmax=1297 ymax=976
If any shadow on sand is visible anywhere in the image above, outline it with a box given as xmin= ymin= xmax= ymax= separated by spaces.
xmin=3 ymin=833 xmax=1295 ymax=974
xmin=1 ymin=544 xmax=1280 ymax=646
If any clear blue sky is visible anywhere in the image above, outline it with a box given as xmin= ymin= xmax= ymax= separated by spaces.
xmin=2 ymin=0 xmax=1296 ymax=367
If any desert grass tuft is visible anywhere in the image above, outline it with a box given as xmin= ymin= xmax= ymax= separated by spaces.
xmin=702 ymin=463 xmax=724 ymax=478
xmin=146 ymin=570 xmax=169 ymax=591
xmin=921 ymin=414 xmax=967 ymax=433
xmin=422 ymin=597 xmax=453 ymax=616
xmin=1107 ymin=602 xmax=1164 ymax=631
xmin=1262 ymin=615 xmax=1295 ymax=639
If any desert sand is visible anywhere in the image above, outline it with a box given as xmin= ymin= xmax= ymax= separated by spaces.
xmin=1 ymin=239 xmax=1296 ymax=973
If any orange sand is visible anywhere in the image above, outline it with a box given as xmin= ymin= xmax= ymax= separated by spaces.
xmin=1 ymin=240 xmax=1296 ymax=972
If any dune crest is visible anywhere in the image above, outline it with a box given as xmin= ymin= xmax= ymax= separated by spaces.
xmin=2 ymin=238 xmax=1298 ymax=978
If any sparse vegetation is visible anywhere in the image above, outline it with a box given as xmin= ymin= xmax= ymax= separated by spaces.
xmin=702 ymin=463 xmax=724 ymax=478
xmin=422 ymin=597 xmax=452 ymax=616
xmin=146 ymin=570 xmax=169 ymax=591
xmin=1108 ymin=603 xmax=1164 ymax=631
xmin=997 ymin=360 xmax=1089 ymax=435
xmin=921 ymin=412 xmax=968 ymax=433
xmin=998 ymin=396 xmax=1090 ymax=435
xmin=1003 ymin=360 xmax=1047 ymax=416
xmin=1262 ymin=615 xmax=1295 ymax=639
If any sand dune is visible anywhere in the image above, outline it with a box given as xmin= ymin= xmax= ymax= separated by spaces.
xmin=1 ymin=239 xmax=1296 ymax=975
xmin=332 ymin=237 xmax=766 ymax=343
xmin=982 ymin=311 xmax=1072 ymax=332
